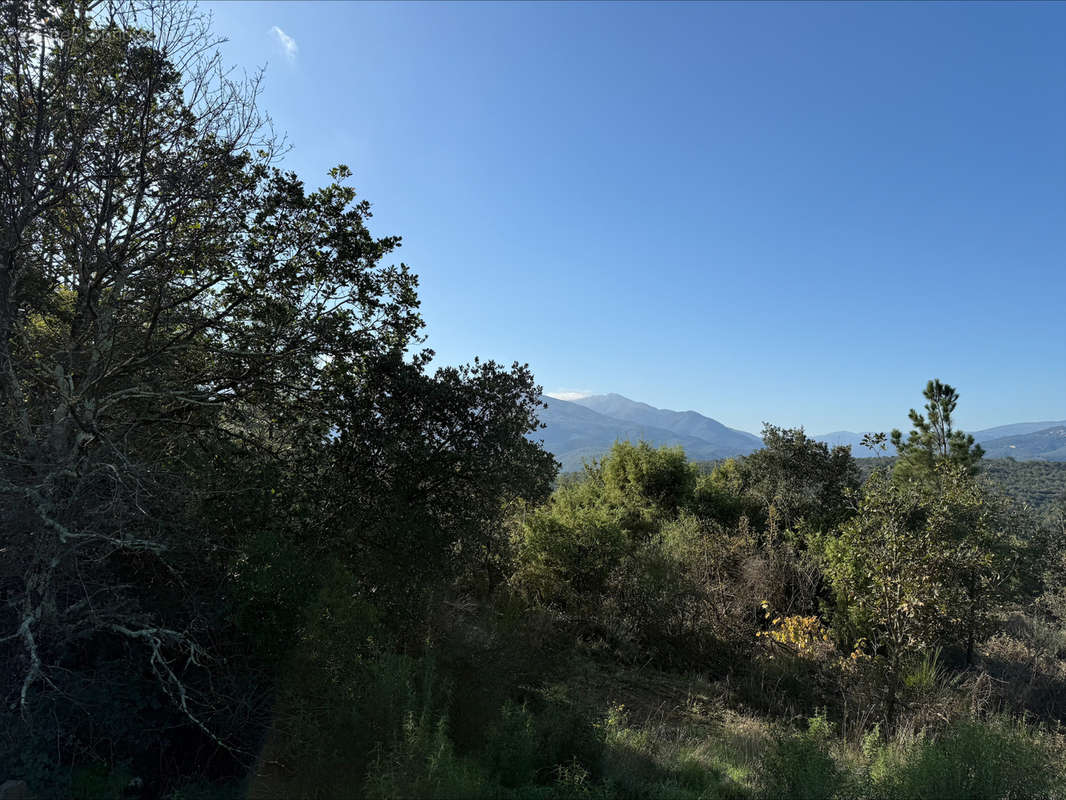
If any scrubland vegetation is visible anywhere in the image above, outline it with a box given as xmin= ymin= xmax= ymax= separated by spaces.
xmin=2 ymin=3 xmax=1066 ymax=798
xmin=244 ymin=418 xmax=1066 ymax=800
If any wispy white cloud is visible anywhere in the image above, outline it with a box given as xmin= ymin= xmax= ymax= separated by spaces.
xmin=270 ymin=25 xmax=298 ymax=63
xmin=546 ymin=391 xmax=594 ymax=401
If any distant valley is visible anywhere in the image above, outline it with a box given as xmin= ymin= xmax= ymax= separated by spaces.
xmin=533 ymin=394 xmax=1066 ymax=472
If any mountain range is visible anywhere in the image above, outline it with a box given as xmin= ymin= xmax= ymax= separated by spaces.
xmin=532 ymin=394 xmax=1066 ymax=472
xmin=535 ymin=394 xmax=760 ymax=472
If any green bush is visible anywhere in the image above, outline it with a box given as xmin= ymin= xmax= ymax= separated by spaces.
xmin=535 ymin=686 xmax=606 ymax=780
xmin=761 ymin=713 xmax=840 ymax=800
xmin=0 ymin=707 xmax=71 ymax=799
xmin=485 ymin=700 xmax=539 ymax=788
xmin=609 ymin=533 xmax=693 ymax=651
xmin=363 ymin=710 xmax=489 ymax=799
xmin=692 ymin=459 xmax=753 ymax=526
xmin=600 ymin=442 xmax=695 ymax=516
xmin=261 ymin=631 xmax=456 ymax=798
xmin=514 ymin=503 xmax=628 ymax=609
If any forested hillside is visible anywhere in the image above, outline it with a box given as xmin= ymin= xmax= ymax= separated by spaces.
xmin=696 ymin=457 xmax=1066 ymax=520
xmin=2 ymin=4 xmax=1065 ymax=800
xmin=855 ymin=458 xmax=1066 ymax=519
xmin=981 ymin=459 xmax=1066 ymax=519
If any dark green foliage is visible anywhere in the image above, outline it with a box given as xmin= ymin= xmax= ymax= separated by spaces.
xmin=735 ymin=424 xmax=860 ymax=534
xmin=485 ymin=701 xmax=540 ymax=787
xmin=0 ymin=2 xmax=556 ymax=794
xmin=0 ymin=706 xmax=73 ymax=798
xmin=71 ymin=764 xmax=133 ymax=800
xmin=263 ymin=635 xmax=456 ymax=799
xmin=692 ymin=459 xmax=757 ymax=526
xmin=534 ymin=686 xmax=607 ymax=780
xmin=980 ymin=459 xmax=1066 ymax=518
xmin=164 ymin=780 xmax=244 ymax=800
xmin=363 ymin=711 xmax=489 ymax=800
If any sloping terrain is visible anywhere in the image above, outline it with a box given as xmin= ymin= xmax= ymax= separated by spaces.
xmin=980 ymin=425 xmax=1066 ymax=461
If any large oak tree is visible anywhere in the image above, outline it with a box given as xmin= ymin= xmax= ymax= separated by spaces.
xmin=0 ymin=0 xmax=555 ymax=780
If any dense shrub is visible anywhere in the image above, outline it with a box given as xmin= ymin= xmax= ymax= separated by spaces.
xmin=599 ymin=442 xmax=696 ymax=516
xmin=534 ymin=685 xmax=607 ymax=781
xmin=692 ymin=459 xmax=755 ymax=526
xmin=363 ymin=711 xmax=489 ymax=800
xmin=514 ymin=502 xmax=628 ymax=609
xmin=869 ymin=717 xmax=1061 ymax=800
xmin=761 ymin=713 xmax=840 ymax=800
xmin=485 ymin=701 xmax=540 ymax=788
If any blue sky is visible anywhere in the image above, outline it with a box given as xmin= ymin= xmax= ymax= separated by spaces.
xmin=204 ymin=1 xmax=1064 ymax=435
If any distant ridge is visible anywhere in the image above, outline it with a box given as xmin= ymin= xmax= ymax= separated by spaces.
xmin=980 ymin=425 xmax=1066 ymax=461
xmin=532 ymin=393 xmax=1066 ymax=473
xmin=973 ymin=421 xmax=1066 ymax=442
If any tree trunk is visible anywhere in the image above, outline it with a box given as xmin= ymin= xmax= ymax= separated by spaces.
xmin=885 ymin=651 xmax=900 ymax=731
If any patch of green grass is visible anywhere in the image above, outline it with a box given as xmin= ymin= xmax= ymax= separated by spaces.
xmin=867 ymin=716 xmax=1062 ymax=800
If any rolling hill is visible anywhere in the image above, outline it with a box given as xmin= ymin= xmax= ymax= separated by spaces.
xmin=979 ymin=425 xmax=1066 ymax=461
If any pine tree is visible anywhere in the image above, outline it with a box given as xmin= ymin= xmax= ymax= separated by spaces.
xmin=890 ymin=379 xmax=984 ymax=481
